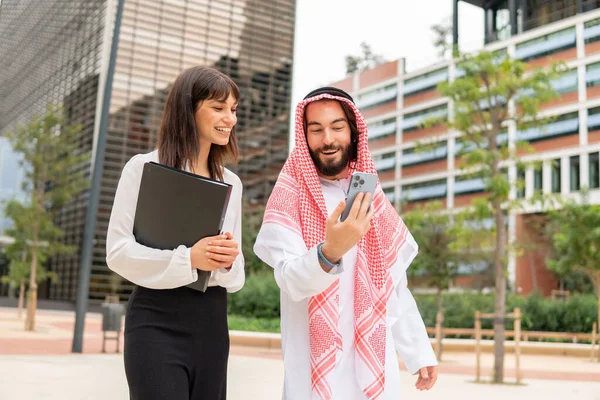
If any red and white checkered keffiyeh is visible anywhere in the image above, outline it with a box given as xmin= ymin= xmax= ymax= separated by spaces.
xmin=262 ymin=93 xmax=410 ymax=400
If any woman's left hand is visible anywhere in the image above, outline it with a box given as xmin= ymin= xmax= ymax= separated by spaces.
xmin=205 ymin=231 xmax=239 ymax=268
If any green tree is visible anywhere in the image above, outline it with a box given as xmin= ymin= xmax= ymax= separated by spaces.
xmin=403 ymin=200 xmax=493 ymax=359
xmin=430 ymin=17 xmax=454 ymax=60
xmin=345 ymin=42 xmax=386 ymax=75
xmin=435 ymin=51 xmax=563 ymax=382
xmin=545 ymin=196 xmax=600 ymax=341
xmin=4 ymin=105 xmax=88 ymax=331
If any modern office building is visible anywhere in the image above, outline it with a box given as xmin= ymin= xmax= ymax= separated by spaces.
xmin=330 ymin=4 xmax=600 ymax=296
xmin=0 ymin=0 xmax=296 ymax=301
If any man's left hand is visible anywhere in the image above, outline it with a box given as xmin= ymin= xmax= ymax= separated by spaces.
xmin=415 ymin=365 xmax=438 ymax=391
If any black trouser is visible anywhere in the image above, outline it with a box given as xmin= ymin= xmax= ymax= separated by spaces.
xmin=124 ymin=285 xmax=229 ymax=400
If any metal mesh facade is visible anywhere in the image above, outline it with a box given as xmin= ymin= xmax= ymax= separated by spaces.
xmin=0 ymin=0 xmax=108 ymax=300
xmin=1 ymin=0 xmax=296 ymax=302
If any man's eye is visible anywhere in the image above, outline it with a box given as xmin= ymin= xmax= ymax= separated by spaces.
xmin=310 ymin=129 xmax=322 ymax=133
xmin=231 ymin=109 xmax=237 ymax=113
xmin=333 ymin=126 xmax=344 ymax=131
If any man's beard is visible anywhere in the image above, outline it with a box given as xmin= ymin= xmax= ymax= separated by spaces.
xmin=309 ymin=144 xmax=351 ymax=177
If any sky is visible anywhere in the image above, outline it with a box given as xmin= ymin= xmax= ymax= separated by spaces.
xmin=290 ymin=0 xmax=485 ymax=108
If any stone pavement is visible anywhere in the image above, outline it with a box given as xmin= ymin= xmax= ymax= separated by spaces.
xmin=1 ymin=353 xmax=600 ymax=400
xmin=1 ymin=307 xmax=600 ymax=399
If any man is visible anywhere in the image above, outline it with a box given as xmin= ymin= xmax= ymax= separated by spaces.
xmin=253 ymin=87 xmax=438 ymax=400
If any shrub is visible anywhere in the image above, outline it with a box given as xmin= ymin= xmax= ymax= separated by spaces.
xmin=228 ymin=272 xmax=280 ymax=318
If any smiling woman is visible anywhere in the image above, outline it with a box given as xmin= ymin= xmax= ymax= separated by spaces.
xmin=106 ymin=66 xmax=246 ymax=400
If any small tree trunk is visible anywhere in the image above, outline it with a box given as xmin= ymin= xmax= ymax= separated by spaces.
xmin=18 ymin=249 xmax=27 ymax=319
xmin=493 ymin=204 xmax=507 ymax=384
xmin=595 ymin=273 xmax=600 ymax=362
xmin=435 ymin=288 xmax=444 ymax=361
xmin=527 ymin=251 xmax=538 ymax=293
xmin=17 ymin=279 xmax=25 ymax=319
xmin=24 ymin=244 xmax=38 ymax=332
xmin=435 ymin=288 xmax=444 ymax=360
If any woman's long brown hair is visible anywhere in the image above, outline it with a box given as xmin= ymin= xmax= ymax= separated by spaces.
xmin=157 ymin=66 xmax=240 ymax=182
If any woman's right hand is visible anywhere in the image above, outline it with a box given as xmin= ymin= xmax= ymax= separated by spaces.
xmin=190 ymin=233 xmax=239 ymax=271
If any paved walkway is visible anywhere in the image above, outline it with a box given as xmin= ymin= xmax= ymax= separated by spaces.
xmin=2 ymin=307 xmax=600 ymax=399
xmin=1 ymin=353 xmax=600 ymax=400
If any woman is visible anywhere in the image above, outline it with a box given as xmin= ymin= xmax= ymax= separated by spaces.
xmin=106 ymin=66 xmax=245 ymax=400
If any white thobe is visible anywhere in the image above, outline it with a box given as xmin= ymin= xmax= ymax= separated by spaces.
xmin=106 ymin=150 xmax=245 ymax=292
xmin=254 ymin=177 xmax=437 ymax=400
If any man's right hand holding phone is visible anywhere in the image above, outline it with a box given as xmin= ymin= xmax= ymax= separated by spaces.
xmin=320 ymin=192 xmax=374 ymax=269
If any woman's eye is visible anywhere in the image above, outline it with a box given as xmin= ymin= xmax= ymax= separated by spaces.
xmin=213 ymin=107 xmax=223 ymax=111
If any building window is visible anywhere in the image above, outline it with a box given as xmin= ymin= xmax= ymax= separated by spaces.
xmin=570 ymin=155 xmax=580 ymax=192
xmin=402 ymin=178 xmax=447 ymax=201
xmin=518 ymin=112 xmax=578 ymax=142
xmin=383 ymin=186 xmax=395 ymax=202
xmin=590 ymin=152 xmax=600 ymax=189
xmin=454 ymin=175 xmax=485 ymax=195
xmin=403 ymin=68 xmax=448 ymax=97
xmin=533 ymin=167 xmax=543 ymax=194
xmin=403 ymin=105 xmax=448 ymax=133
xmin=373 ymin=152 xmax=396 ymax=171
xmin=368 ymin=118 xmax=397 ymax=140
xmin=515 ymin=27 xmax=576 ymax=62
xmin=588 ymin=106 xmax=600 ymax=132
xmin=551 ymin=159 xmax=561 ymax=193
xmin=586 ymin=62 xmax=600 ymax=88
xmin=584 ymin=18 xmax=600 ymax=45
xmin=356 ymin=84 xmax=397 ymax=110
xmin=516 ymin=167 xmax=525 ymax=198
xmin=402 ymin=142 xmax=448 ymax=166
xmin=552 ymin=69 xmax=578 ymax=94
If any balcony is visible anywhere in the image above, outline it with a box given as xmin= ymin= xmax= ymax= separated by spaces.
xmin=374 ymin=157 xmax=396 ymax=171
xmin=454 ymin=177 xmax=485 ymax=195
xmin=517 ymin=116 xmax=578 ymax=142
xmin=403 ymin=69 xmax=448 ymax=97
xmin=403 ymin=106 xmax=448 ymax=132
xmin=369 ymin=121 xmax=397 ymax=139
xmin=403 ymin=181 xmax=447 ymax=201
xmin=402 ymin=145 xmax=447 ymax=166
xmin=356 ymin=85 xmax=397 ymax=109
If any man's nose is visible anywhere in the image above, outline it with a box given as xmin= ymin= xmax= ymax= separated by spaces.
xmin=322 ymin=128 xmax=335 ymax=145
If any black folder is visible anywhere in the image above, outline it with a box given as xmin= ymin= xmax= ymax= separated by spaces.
xmin=133 ymin=161 xmax=233 ymax=292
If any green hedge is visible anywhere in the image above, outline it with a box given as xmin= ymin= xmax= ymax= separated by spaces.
xmin=228 ymin=273 xmax=598 ymax=334
xmin=415 ymin=292 xmax=598 ymax=333
xmin=228 ymin=272 xmax=280 ymax=319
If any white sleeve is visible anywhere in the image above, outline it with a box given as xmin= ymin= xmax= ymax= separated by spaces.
xmin=211 ymin=176 xmax=245 ymax=293
xmin=389 ymin=233 xmax=438 ymax=374
xmin=253 ymin=223 xmax=340 ymax=302
xmin=105 ymin=155 xmax=198 ymax=289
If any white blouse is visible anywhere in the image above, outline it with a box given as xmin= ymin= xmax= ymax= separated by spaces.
xmin=106 ymin=150 xmax=245 ymax=292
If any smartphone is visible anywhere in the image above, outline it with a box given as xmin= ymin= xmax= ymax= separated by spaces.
xmin=340 ymin=172 xmax=378 ymax=222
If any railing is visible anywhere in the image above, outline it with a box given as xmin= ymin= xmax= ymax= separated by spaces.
xmin=356 ymin=86 xmax=397 ymax=109
xmin=374 ymin=157 xmax=396 ymax=171
xmin=369 ymin=122 xmax=397 ymax=139
xmin=425 ymin=326 xmax=596 ymax=343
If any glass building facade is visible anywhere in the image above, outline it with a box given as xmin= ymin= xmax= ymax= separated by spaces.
xmin=0 ymin=0 xmax=296 ymax=301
